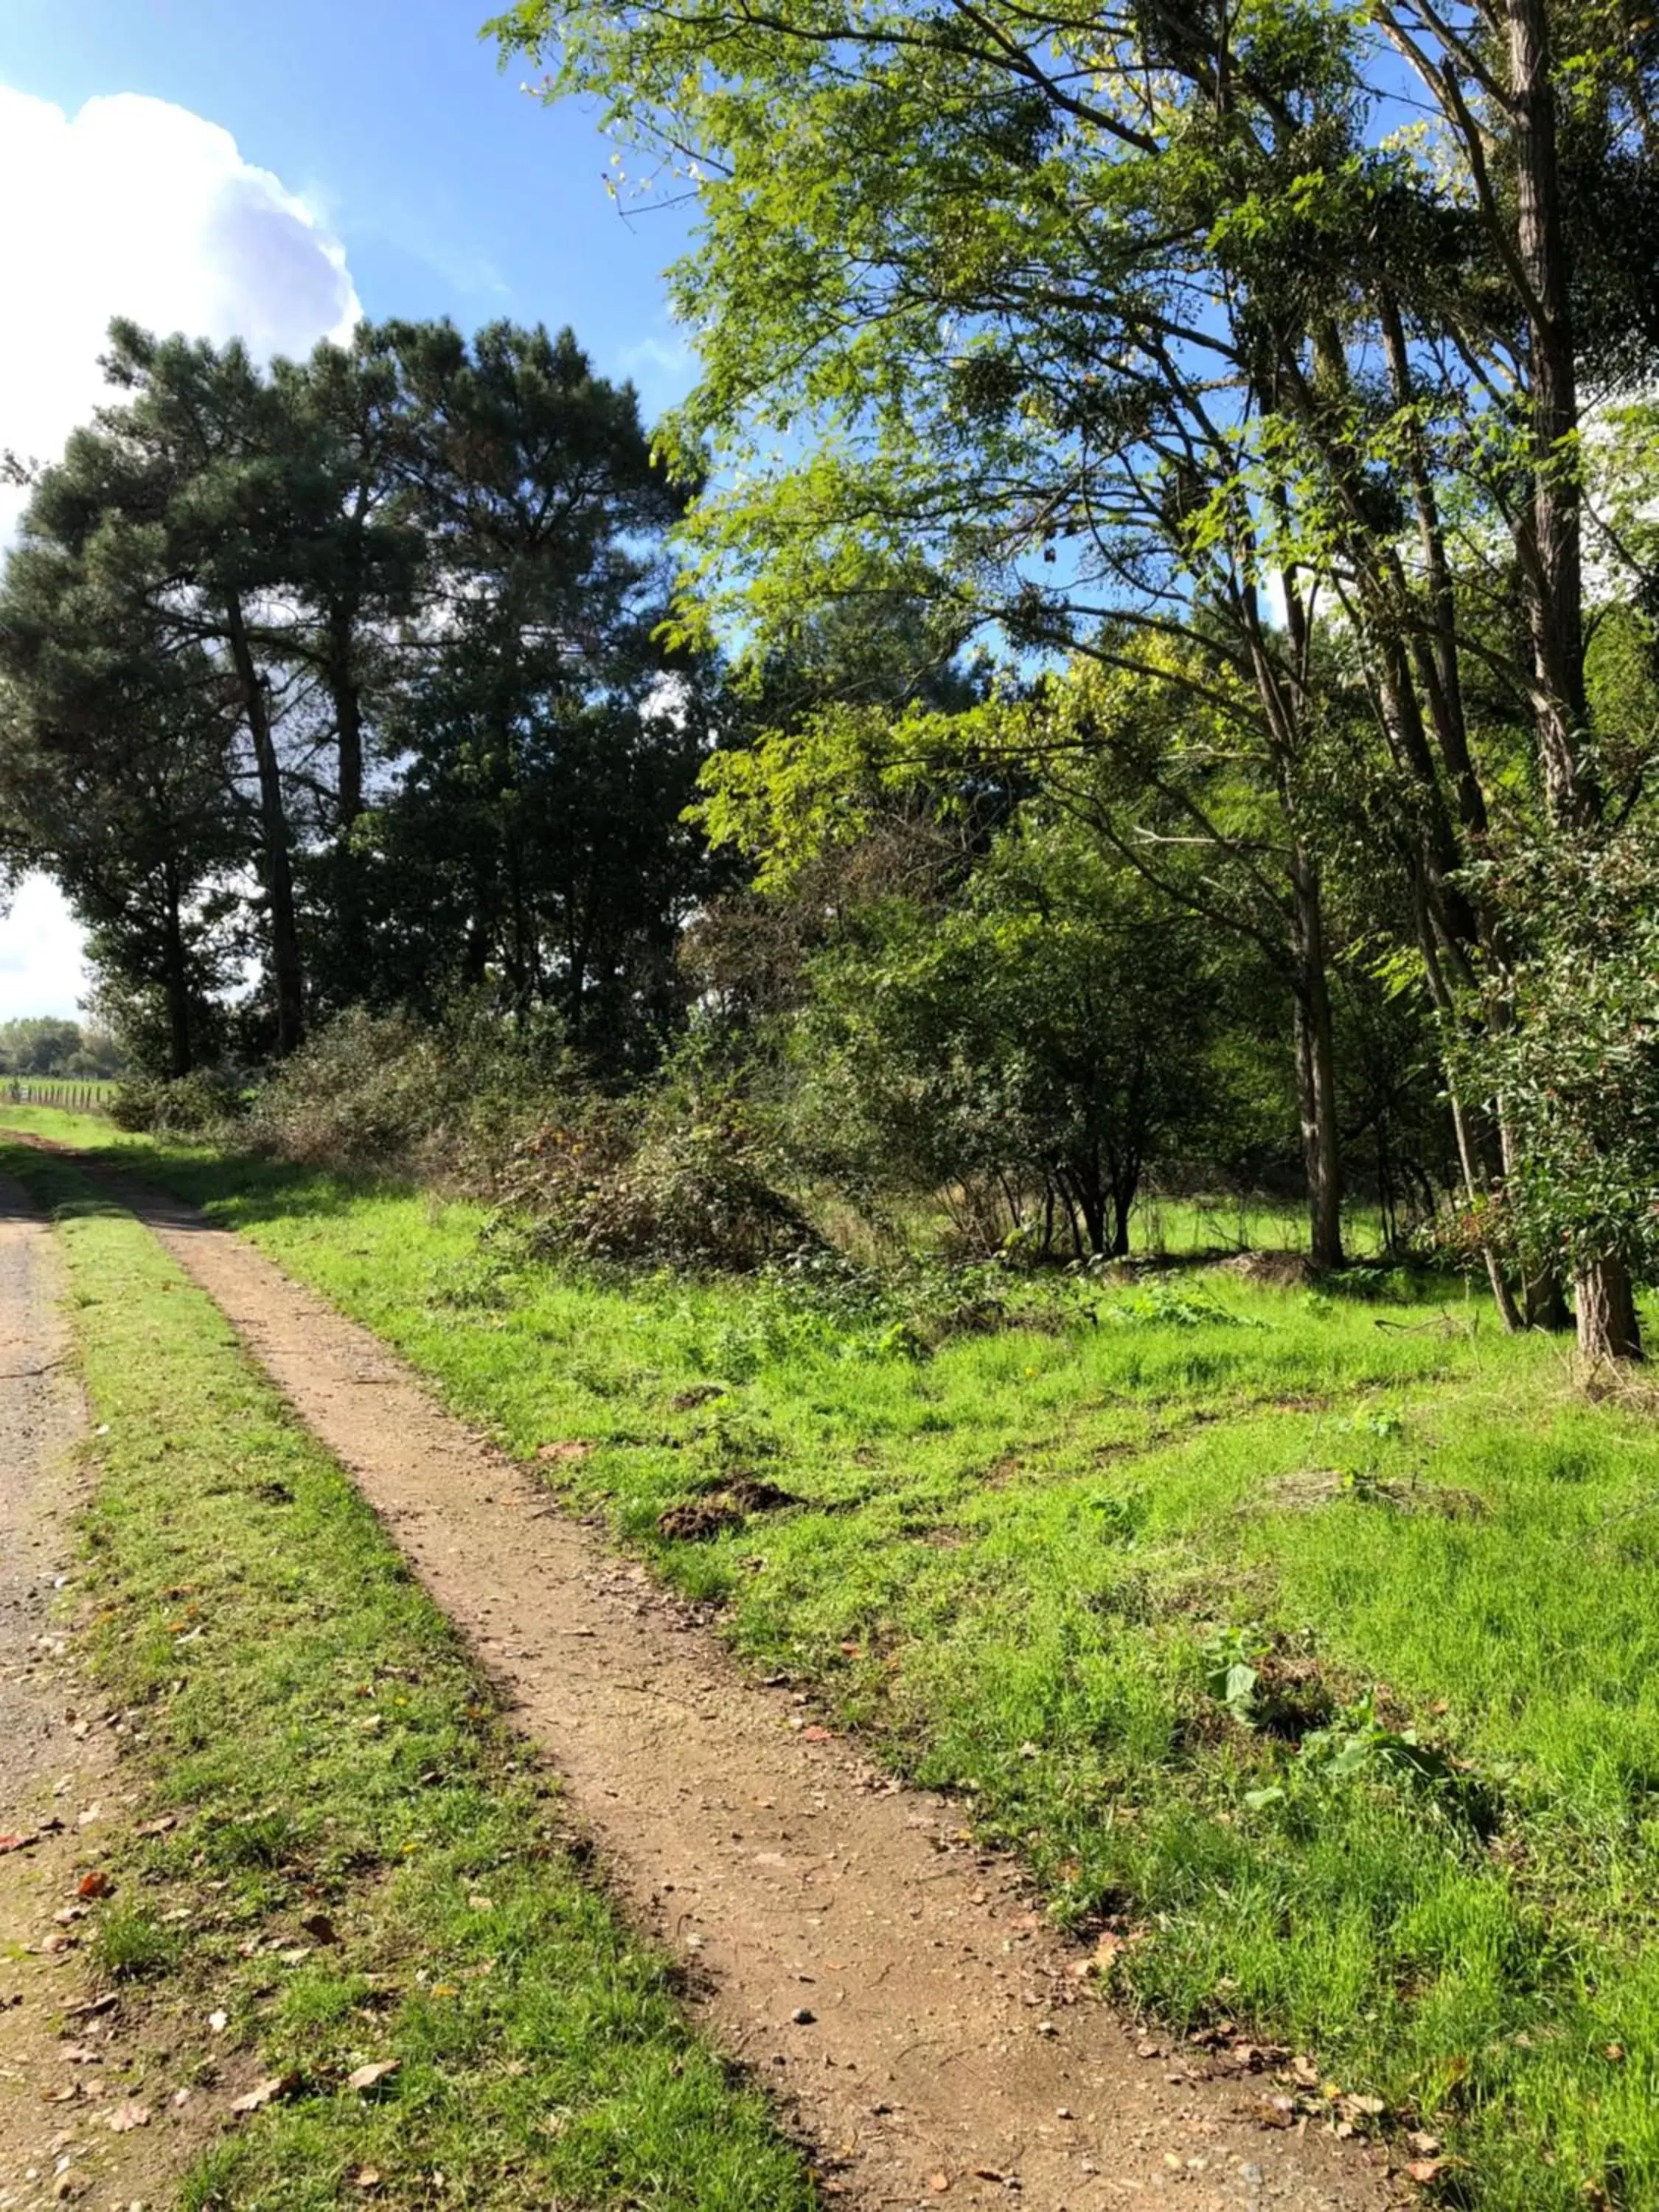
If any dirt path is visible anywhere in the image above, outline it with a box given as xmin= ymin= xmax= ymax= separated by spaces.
xmin=0 ymin=1179 xmax=210 ymax=2212
xmin=77 ymin=1163 xmax=1398 ymax=2212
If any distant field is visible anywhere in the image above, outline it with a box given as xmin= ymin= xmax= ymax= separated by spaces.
xmin=0 ymin=1075 xmax=116 ymax=1113
xmin=1137 ymin=1192 xmax=1393 ymax=1259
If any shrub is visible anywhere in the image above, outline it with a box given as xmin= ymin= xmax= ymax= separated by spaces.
xmin=504 ymin=1096 xmax=818 ymax=1273
xmin=240 ymin=1004 xmax=582 ymax=1181
xmin=109 ymin=1068 xmax=244 ymax=1135
xmin=241 ymin=1009 xmax=452 ymax=1170
xmin=108 ymin=1077 xmax=165 ymax=1133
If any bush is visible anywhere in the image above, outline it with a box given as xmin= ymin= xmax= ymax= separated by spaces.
xmin=109 ymin=1068 xmax=244 ymax=1135
xmin=237 ymin=1004 xmax=594 ymax=1181
xmin=218 ymin=1008 xmax=818 ymax=1273
xmin=240 ymin=1009 xmax=453 ymax=1170
xmin=504 ymin=1096 xmax=818 ymax=1273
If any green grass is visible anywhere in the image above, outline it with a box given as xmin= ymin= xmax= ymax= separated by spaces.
xmin=2 ymin=1135 xmax=815 ymax=2212
xmin=14 ymin=1108 xmax=1659 ymax=2208
xmin=1 ymin=1077 xmax=116 ymax=1113
xmin=1136 ymin=1190 xmax=1389 ymax=1257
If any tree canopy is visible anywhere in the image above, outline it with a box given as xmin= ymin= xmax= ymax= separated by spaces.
xmin=494 ymin=0 xmax=1659 ymax=1357
xmin=0 ymin=316 xmax=714 ymax=1079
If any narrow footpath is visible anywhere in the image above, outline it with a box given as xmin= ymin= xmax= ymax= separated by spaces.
xmin=60 ymin=1158 xmax=1398 ymax=2212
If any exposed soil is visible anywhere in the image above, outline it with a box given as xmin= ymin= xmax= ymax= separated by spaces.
xmin=62 ymin=1158 xmax=1401 ymax=2212
xmin=0 ymin=1179 xmax=216 ymax=2212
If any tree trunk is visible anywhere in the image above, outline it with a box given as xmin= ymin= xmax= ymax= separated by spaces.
xmin=329 ymin=604 xmax=365 ymax=830
xmin=1521 ymin=1265 xmax=1572 ymax=1332
xmin=161 ymin=860 xmax=193 ymax=1079
xmin=225 ymin=596 xmax=305 ymax=1055
xmin=326 ymin=605 xmax=369 ymax=990
xmin=1290 ymin=847 xmax=1344 ymax=1270
xmin=1506 ymin=0 xmax=1641 ymax=1357
xmin=1107 ymin=1167 xmax=1138 ymax=1259
xmin=1067 ymin=1163 xmax=1108 ymax=1259
xmin=1576 ymin=1256 xmax=1643 ymax=1364
xmin=1508 ymin=0 xmax=1595 ymax=827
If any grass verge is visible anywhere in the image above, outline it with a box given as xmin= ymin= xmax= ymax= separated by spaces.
xmin=13 ymin=1110 xmax=1659 ymax=2209
xmin=2 ymin=1134 xmax=815 ymax=2212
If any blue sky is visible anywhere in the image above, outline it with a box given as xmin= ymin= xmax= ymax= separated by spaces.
xmin=0 ymin=0 xmax=696 ymax=414
xmin=0 ymin=0 xmax=695 ymax=1019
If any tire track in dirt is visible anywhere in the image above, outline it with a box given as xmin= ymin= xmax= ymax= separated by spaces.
xmin=71 ymin=1159 xmax=1399 ymax=2212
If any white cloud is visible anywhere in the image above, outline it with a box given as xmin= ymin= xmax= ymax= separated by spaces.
xmin=616 ymin=333 xmax=696 ymax=416
xmin=0 ymin=875 xmax=91 ymax=1020
xmin=0 ymin=83 xmax=361 ymax=539
xmin=0 ymin=84 xmax=364 ymax=1020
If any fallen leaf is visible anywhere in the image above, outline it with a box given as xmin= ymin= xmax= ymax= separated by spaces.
xmin=0 ymin=1830 xmax=39 ymax=1853
xmin=230 ymin=2072 xmax=299 ymax=2115
xmin=536 ymin=1441 xmax=591 ymax=1464
xmin=353 ymin=2170 xmax=383 ymax=2191
xmin=347 ymin=2060 xmax=400 ymax=2093
xmin=1406 ymin=2160 xmax=1447 ymax=2185
xmin=77 ymin=1871 xmax=110 ymax=1901
xmin=134 ymin=1817 xmax=177 ymax=1838
xmin=800 ymin=1725 xmax=832 ymax=1743
xmin=927 ymin=2177 xmax=950 ymax=2196
xmin=1340 ymin=2093 xmax=1386 ymax=2120
xmin=207 ymin=2008 xmax=229 ymax=2034
xmin=1406 ymin=2132 xmax=1443 ymax=2158
xmin=108 ymin=2100 xmax=150 ymax=2132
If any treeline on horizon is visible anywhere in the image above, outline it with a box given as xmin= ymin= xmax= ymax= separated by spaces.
xmin=2 ymin=0 xmax=1658 ymax=1363
xmin=0 ymin=1015 xmax=119 ymax=1079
